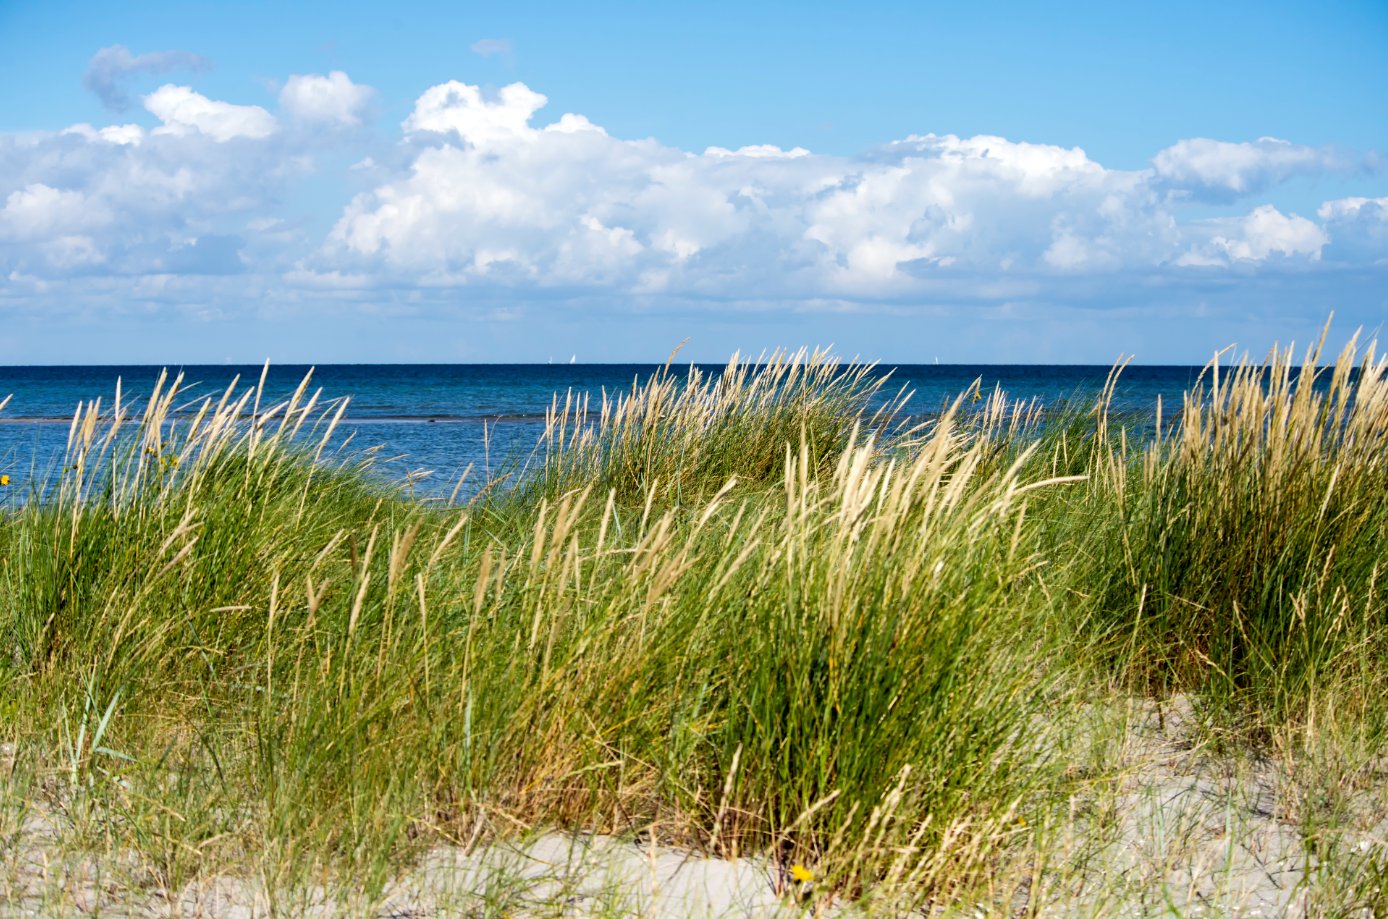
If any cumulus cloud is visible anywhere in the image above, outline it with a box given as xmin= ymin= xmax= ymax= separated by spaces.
xmin=0 ymin=184 xmax=101 ymax=242
xmin=1217 ymin=205 xmax=1327 ymax=261
xmin=278 ymin=71 xmax=375 ymax=127
xmin=1177 ymin=205 xmax=1328 ymax=265
xmin=82 ymin=44 xmax=213 ymax=111
xmin=3 ymin=73 xmax=1384 ymax=323
xmin=0 ymin=85 xmax=310 ymax=283
xmin=1150 ymin=137 xmax=1351 ymax=204
xmin=401 ymin=81 xmax=547 ymax=145
xmin=313 ymin=89 xmax=1184 ymax=295
xmin=302 ymin=88 xmax=1388 ymax=304
xmin=144 ymin=85 xmax=278 ymax=141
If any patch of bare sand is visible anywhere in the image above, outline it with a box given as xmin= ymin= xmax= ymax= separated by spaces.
xmin=5 ymin=706 xmax=1388 ymax=917
xmin=0 ymin=830 xmax=796 ymax=918
xmin=1038 ymin=695 xmax=1388 ymax=917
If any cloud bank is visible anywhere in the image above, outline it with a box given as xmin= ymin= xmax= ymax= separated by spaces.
xmin=2 ymin=68 xmax=1385 ymax=351
xmin=306 ymin=83 xmax=1387 ymax=298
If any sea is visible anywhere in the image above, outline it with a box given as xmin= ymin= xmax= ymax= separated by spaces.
xmin=0 ymin=363 xmax=1220 ymax=500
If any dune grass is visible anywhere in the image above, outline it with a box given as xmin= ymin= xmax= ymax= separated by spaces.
xmin=507 ymin=347 xmax=911 ymax=506
xmin=1049 ymin=332 xmax=1388 ymax=741
xmin=3 ymin=339 xmax=1388 ymax=915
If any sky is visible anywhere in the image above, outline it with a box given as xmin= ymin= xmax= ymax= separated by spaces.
xmin=0 ymin=0 xmax=1385 ymax=365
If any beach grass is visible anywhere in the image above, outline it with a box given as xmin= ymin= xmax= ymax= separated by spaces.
xmin=3 ymin=337 xmax=1388 ymax=916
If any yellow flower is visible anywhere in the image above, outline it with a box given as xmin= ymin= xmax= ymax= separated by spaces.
xmin=791 ymin=864 xmax=814 ymax=883
xmin=0 ymin=475 xmax=9 ymax=486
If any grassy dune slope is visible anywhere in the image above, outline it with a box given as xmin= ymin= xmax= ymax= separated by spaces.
xmin=3 ymin=338 xmax=1388 ymax=916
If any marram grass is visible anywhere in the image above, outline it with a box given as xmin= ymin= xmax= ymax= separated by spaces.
xmin=3 ymin=339 xmax=1388 ymax=915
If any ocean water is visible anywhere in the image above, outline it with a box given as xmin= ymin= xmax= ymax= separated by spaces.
xmin=0 ymin=362 xmax=1218 ymax=499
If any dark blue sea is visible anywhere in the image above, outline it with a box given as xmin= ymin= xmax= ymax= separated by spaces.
xmin=0 ymin=363 xmax=1217 ymax=500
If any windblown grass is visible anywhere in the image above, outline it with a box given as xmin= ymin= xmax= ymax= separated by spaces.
xmin=1061 ymin=330 xmax=1388 ymax=740
xmin=3 ymin=332 xmax=1388 ymax=915
xmin=510 ymin=348 xmax=909 ymax=504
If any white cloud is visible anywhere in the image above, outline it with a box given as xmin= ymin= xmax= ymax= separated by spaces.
xmin=401 ymin=81 xmax=547 ymax=146
xmin=545 ymin=114 xmax=607 ymax=136
xmin=61 ymin=123 xmax=146 ymax=145
xmin=705 ymin=144 xmax=811 ymax=158
xmin=1193 ymin=205 xmax=1328 ymax=262
xmin=144 ymin=85 xmax=278 ymax=141
xmin=303 ymin=88 xmax=1383 ymax=303
xmin=314 ymin=98 xmax=1182 ymax=296
xmin=0 ymin=184 xmax=103 ymax=242
xmin=99 ymin=124 xmax=147 ymax=145
xmin=279 ymin=71 xmax=375 ymax=127
xmin=1319 ymin=197 xmax=1380 ymax=221
xmin=1151 ymin=137 xmax=1348 ymax=203
xmin=0 ymin=85 xmax=311 ymax=282
xmin=2 ymin=73 xmax=1384 ymax=328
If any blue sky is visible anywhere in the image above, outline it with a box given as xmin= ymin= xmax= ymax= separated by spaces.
xmin=0 ymin=0 xmax=1385 ymax=364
